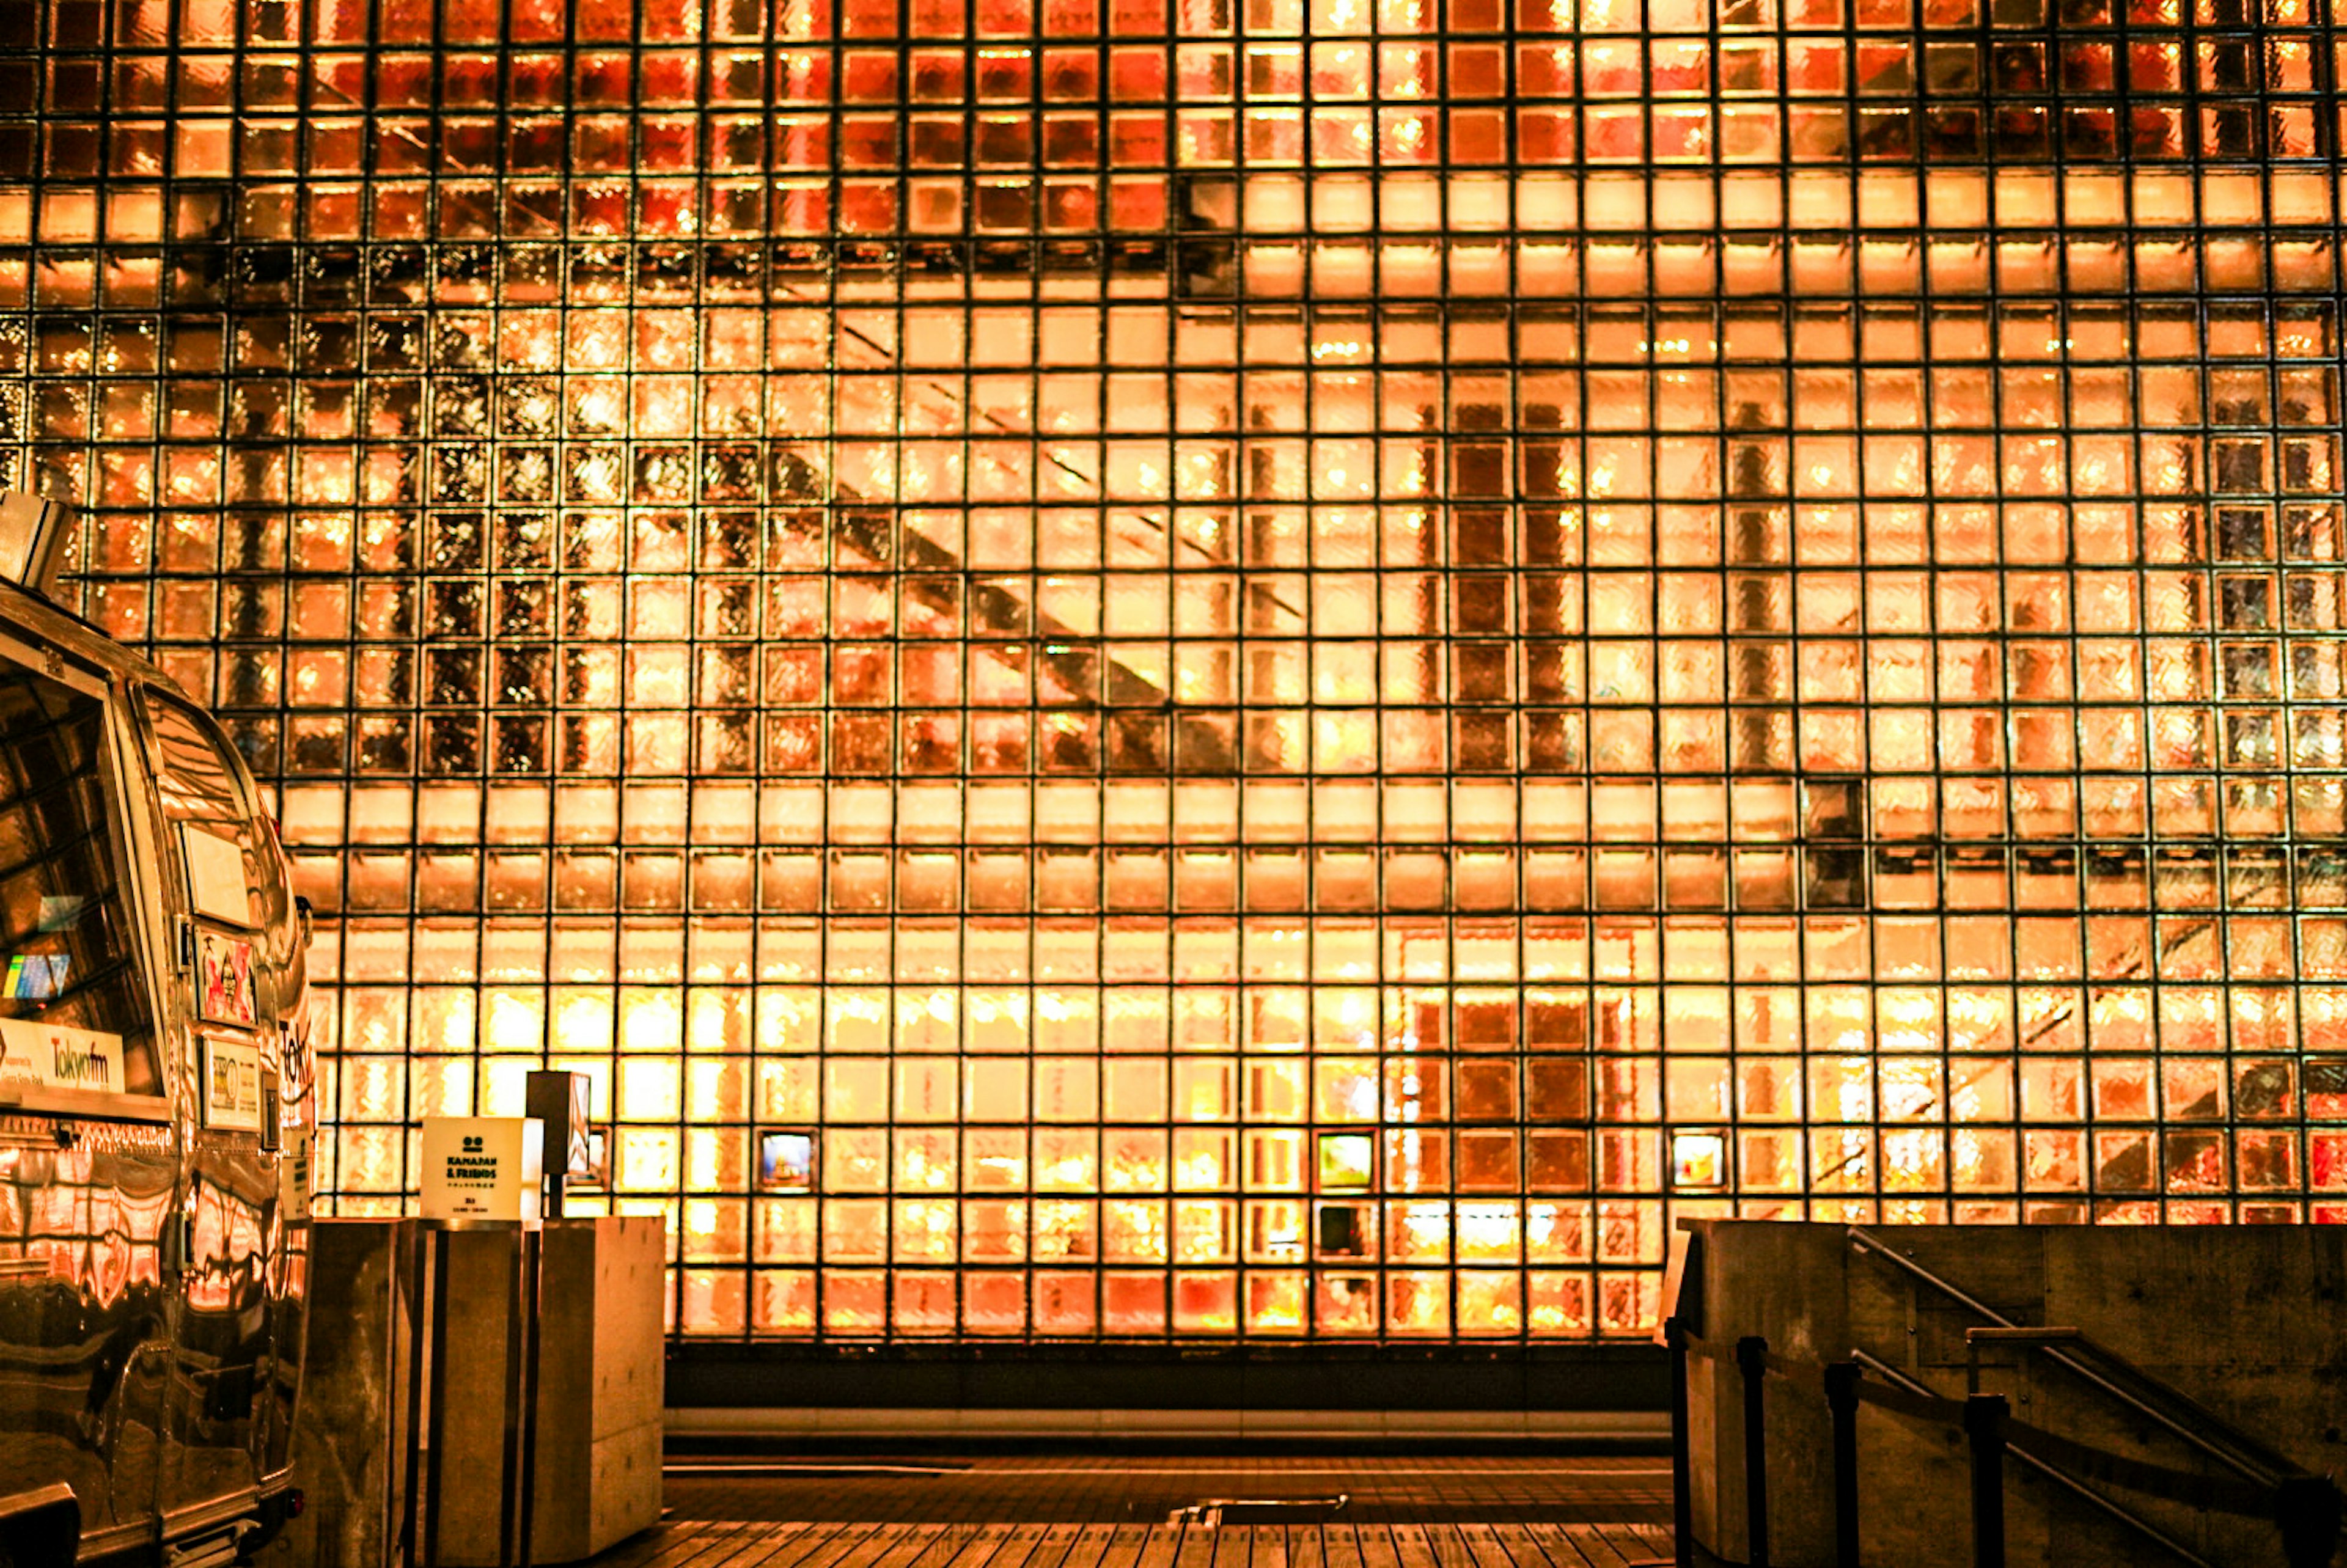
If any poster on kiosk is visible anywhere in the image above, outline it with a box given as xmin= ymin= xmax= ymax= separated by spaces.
xmin=420 ymin=1115 xmax=544 ymax=1225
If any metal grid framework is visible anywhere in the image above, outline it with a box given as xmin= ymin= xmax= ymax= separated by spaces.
xmin=7 ymin=0 xmax=2347 ymax=1342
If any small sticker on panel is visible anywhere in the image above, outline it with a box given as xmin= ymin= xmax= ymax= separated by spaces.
xmin=202 ymin=1035 xmax=264 ymax=1131
xmin=194 ymin=926 xmax=258 ymax=1028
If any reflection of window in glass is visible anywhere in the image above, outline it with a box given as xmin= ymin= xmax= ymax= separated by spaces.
xmin=1318 ymin=1132 xmax=1375 ymax=1191
xmin=756 ymin=1129 xmax=815 ymax=1190
xmin=0 ymin=658 xmax=161 ymax=1096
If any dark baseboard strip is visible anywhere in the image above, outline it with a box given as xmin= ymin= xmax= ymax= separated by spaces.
xmin=666 ymin=1342 xmax=1671 ymax=1417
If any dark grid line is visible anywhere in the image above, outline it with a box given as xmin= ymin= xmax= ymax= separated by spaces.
xmin=5 ymin=0 xmax=2346 ymax=1344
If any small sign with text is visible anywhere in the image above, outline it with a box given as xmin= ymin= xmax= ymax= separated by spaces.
xmin=419 ymin=1116 xmax=543 ymax=1225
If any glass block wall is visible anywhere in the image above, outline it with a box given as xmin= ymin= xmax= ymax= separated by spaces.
xmin=8 ymin=0 xmax=2347 ymax=1342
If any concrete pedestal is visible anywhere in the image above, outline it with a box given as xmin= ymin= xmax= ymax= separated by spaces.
xmin=435 ymin=1216 xmax=666 ymax=1566
xmin=276 ymin=1220 xmax=425 ymax=1568
xmin=1679 ymin=1222 xmax=2347 ymax=1568
xmin=532 ymin=1215 xmax=666 ymax=1563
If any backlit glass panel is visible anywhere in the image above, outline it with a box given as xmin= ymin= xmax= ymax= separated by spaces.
xmin=7 ymin=0 xmax=2346 ymax=1341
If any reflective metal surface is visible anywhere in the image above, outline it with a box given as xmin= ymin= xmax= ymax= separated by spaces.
xmin=0 ymin=571 xmax=313 ymax=1561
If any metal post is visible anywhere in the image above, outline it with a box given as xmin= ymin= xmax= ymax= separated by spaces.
xmin=1666 ymin=1316 xmax=1694 ymax=1568
xmin=2276 ymin=1475 xmax=2344 ymax=1568
xmin=1964 ymin=1393 xmax=2008 ymax=1568
xmin=1823 ymin=1361 xmax=1861 ymax=1568
xmin=1736 ymin=1336 xmax=1770 ymax=1568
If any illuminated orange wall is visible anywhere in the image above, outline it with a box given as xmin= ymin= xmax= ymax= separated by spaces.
xmin=10 ymin=0 xmax=2347 ymax=1341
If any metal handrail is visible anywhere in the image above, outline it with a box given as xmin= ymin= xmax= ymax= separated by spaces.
xmin=1967 ymin=1324 xmax=2301 ymax=1488
xmin=1846 ymin=1225 xmax=2299 ymax=1492
xmin=1960 ymin=1325 xmax=2277 ymax=1473
xmin=1848 ymin=1348 xmax=2213 ymax=1568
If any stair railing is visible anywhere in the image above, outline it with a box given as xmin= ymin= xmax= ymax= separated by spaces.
xmin=1848 ymin=1227 xmax=2301 ymax=1490
xmin=1642 ymin=1228 xmax=2347 ymax=1568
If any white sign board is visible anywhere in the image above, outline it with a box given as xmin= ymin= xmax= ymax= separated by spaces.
xmin=420 ymin=1116 xmax=543 ymax=1225
xmin=0 ymin=1019 xmax=128 ymax=1095
xmin=182 ymin=827 xmax=252 ymax=926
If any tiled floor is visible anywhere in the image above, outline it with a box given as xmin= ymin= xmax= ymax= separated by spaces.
xmin=589 ymin=1457 xmax=1675 ymax=1567
xmin=589 ymin=1520 xmax=1677 ymax=1568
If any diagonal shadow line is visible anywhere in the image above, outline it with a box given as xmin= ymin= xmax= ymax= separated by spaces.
xmin=770 ymin=449 xmax=1241 ymax=775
